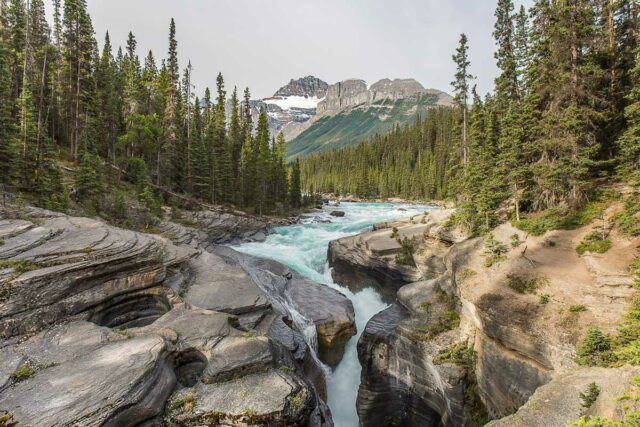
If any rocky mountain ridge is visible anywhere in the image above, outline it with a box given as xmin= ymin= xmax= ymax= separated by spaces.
xmin=244 ymin=76 xmax=452 ymax=151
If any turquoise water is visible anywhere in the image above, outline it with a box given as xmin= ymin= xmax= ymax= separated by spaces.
xmin=234 ymin=202 xmax=433 ymax=427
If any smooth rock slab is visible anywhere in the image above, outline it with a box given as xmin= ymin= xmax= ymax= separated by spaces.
xmin=0 ymin=335 xmax=176 ymax=426
xmin=171 ymin=369 xmax=313 ymax=426
xmin=185 ymin=251 xmax=271 ymax=316
xmin=202 ymin=335 xmax=273 ymax=383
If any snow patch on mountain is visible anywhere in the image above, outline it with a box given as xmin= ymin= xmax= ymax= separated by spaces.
xmin=263 ymin=95 xmax=325 ymax=111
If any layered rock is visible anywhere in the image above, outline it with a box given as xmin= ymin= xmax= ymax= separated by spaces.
xmin=329 ymin=203 xmax=640 ymax=426
xmin=328 ymin=209 xmax=461 ymax=299
xmin=212 ymin=246 xmax=357 ymax=366
xmin=0 ymin=205 xmax=350 ymax=426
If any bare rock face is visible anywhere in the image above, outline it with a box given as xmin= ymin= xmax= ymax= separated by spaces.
xmin=274 ymin=76 xmax=328 ymax=98
xmin=317 ymin=79 xmax=370 ymax=115
xmin=0 ymin=206 xmax=334 ymax=426
xmin=487 ymin=366 xmax=640 ymax=427
xmin=1 ymin=333 xmax=176 ymax=426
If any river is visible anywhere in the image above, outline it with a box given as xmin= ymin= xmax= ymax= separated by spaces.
xmin=233 ymin=202 xmax=433 ymax=427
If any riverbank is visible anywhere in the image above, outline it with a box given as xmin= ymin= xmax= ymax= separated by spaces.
xmin=319 ymin=193 xmax=451 ymax=207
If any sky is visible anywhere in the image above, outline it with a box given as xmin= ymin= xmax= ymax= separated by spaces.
xmin=47 ymin=0 xmax=533 ymax=100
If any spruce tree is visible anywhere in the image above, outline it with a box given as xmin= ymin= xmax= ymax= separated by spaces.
xmin=290 ymin=158 xmax=302 ymax=209
xmin=494 ymin=0 xmax=519 ymax=104
xmin=451 ymin=33 xmax=473 ymax=169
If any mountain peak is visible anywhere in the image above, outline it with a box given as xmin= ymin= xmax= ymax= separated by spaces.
xmin=274 ymin=76 xmax=328 ymax=98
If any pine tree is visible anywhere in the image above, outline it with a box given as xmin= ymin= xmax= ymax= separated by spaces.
xmin=617 ymin=45 xmax=640 ymax=184
xmin=229 ymin=87 xmax=243 ymax=205
xmin=0 ymin=0 xmax=20 ymax=189
xmin=254 ymin=106 xmax=270 ymax=213
xmin=494 ymin=0 xmax=519 ymax=104
xmin=76 ymin=149 xmax=104 ymax=211
xmin=451 ymin=33 xmax=473 ymax=169
xmin=289 ymin=158 xmax=302 ymax=209
xmin=62 ymin=0 xmax=96 ymax=160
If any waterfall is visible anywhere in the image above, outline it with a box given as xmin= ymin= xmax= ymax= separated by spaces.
xmin=233 ymin=201 xmax=434 ymax=427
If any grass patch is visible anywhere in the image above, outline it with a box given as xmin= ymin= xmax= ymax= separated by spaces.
xmin=539 ymin=294 xmax=550 ymax=305
xmin=433 ymin=342 xmax=474 ymax=367
xmin=579 ymin=382 xmax=600 ymax=408
xmin=419 ymin=301 xmax=432 ymax=313
xmin=166 ymin=391 xmax=196 ymax=416
xmin=570 ymin=304 xmax=588 ymax=313
xmin=288 ymin=391 xmax=305 ymax=408
xmin=514 ymin=191 xmax=614 ymax=236
xmin=415 ymin=285 xmax=460 ymax=340
xmin=0 ymin=259 xmax=39 ymax=275
xmin=510 ymin=233 xmax=522 ymax=248
xmin=483 ymin=235 xmax=508 ymax=267
xmin=458 ymin=268 xmax=477 ymax=281
xmin=10 ymin=362 xmax=39 ymax=382
xmin=506 ymin=274 xmax=549 ymax=294
xmin=614 ymin=192 xmax=640 ymax=237
xmin=390 ymin=227 xmax=399 ymax=239
xmin=576 ymin=230 xmax=612 ymax=255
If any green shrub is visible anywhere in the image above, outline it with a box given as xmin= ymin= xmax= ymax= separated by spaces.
xmin=506 ymin=274 xmax=549 ymax=294
xmin=395 ymin=236 xmax=417 ymax=267
xmin=570 ymin=304 xmax=588 ymax=313
xmin=484 ymin=235 xmax=508 ymax=267
xmin=576 ymin=230 xmax=612 ymax=255
xmin=614 ymin=193 xmax=640 ymax=237
xmin=576 ymin=327 xmax=612 ymax=366
xmin=510 ymin=233 xmax=522 ymax=248
xmin=569 ymin=376 xmax=640 ymax=426
xmin=288 ymin=391 xmax=305 ymax=408
xmin=11 ymin=362 xmax=38 ymax=382
xmin=390 ymin=227 xmax=399 ymax=239
xmin=433 ymin=342 xmax=474 ymax=367
xmin=539 ymin=294 xmax=550 ymax=305
xmin=515 ymin=195 xmax=611 ymax=236
xmin=579 ymin=382 xmax=600 ymax=408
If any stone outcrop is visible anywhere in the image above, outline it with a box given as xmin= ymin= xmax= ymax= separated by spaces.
xmin=316 ymin=78 xmax=452 ymax=117
xmin=0 ymin=205 xmax=353 ymax=426
xmin=328 ymin=203 xmax=640 ymax=426
xmin=328 ymin=209 xmax=462 ymax=299
xmin=274 ymin=76 xmax=328 ymax=98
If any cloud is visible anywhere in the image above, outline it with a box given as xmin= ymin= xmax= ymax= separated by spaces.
xmin=49 ymin=0 xmax=533 ymax=99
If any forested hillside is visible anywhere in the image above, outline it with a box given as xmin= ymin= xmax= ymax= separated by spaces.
xmin=287 ymin=92 xmax=444 ymax=159
xmin=0 ymin=0 xmax=302 ymax=218
xmin=300 ymin=108 xmax=455 ymax=199
xmin=302 ymin=0 xmax=640 ymax=235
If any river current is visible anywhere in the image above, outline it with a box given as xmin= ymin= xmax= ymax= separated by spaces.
xmin=234 ymin=202 xmax=433 ymax=427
